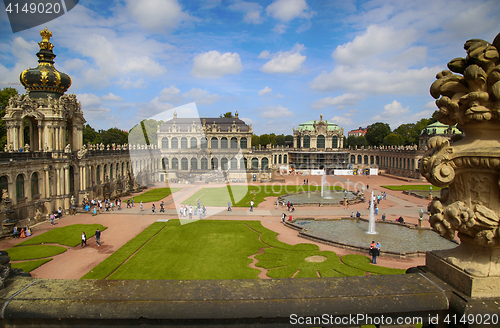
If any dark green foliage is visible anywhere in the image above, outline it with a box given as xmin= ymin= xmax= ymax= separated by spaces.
xmin=365 ymin=122 xmax=391 ymax=146
xmin=0 ymin=88 xmax=21 ymax=150
xmin=83 ymin=124 xmax=101 ymax=144
xmin=99 ymin=127 xmax=128 ymax=145
xmin=384 ymin=133 xmax=403 ymax=146
xmin=219 ymin=112 xmax=234 ymax=118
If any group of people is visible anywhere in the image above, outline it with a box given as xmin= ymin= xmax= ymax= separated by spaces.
xmin=150 ymin=201 xmax=166 ymax=214
xmin=369 ymin=241 xmax=381 ymax=264
xmin=13 ymin=226 xmax=32 ymax=238
xmin=179 ymin=203 xmax=206 ymax=219
xmin=281 ymin=213 xmax=293 ymax=223
xmin=82 ymin=198 xmax=125 ymax=213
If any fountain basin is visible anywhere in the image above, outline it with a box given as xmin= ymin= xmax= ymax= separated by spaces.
xmin=278 ymin=191 xmax=359 ymax=206
xmin=290 ymin=218 xmax=458 ymax=258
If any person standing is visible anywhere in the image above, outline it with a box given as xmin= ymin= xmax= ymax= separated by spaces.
xmin=140 ymin=201 xmax=143 ymax=211
xmin=81 ymin=232 xmax=87 ymax=249
xmin=95 ymin=229 xmax=101 ymax=247
xmin=381 ymin=213 xmax=386 ymax=221
xmin=160 ymin=201 xmax=165 ymax=213
xmin=369 ymin=242 xmax=378 ymax=264
xmin=227 ymin=201 xmax=232 ymax=212
xmin=250 ymin=200 xmax=254 ymax=212
xmin=419 ymin=208 xmax=424 ymax=227
xmin=50 ymin=213 xmax=55 ymax=226
xmin=152 ymin=204 xmax=156 ymax=214
xmin=281 ymin=213 xmax=286 ymax=223
xmin=131 ymin=198 xmax=134 ymax=207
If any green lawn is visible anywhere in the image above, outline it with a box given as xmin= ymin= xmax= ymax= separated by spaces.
xmin=16 ymin=224 xmax=106 ymax=247
xmin=5 ymin=245 xmax=67 ymax=260
xmin=11 ymin=259 xmax=52 ymax=272
xmin=84 ymin=220 xmax=402 ymax=280
xmin=131 ymin=188 xmax=180 ymax=203
xmin=381 ymin=185 xmax=441 ymax=191
xmin=341 ymin=254 xmax=406 ymax=275
xmin=183 ymin=185 xmax=344 ymax=207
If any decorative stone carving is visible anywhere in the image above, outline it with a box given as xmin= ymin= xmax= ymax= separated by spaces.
xmin=422 ymin=32 xmax=500 ymax=279
xmin=77 ymin=145 xmax=87 ymax=159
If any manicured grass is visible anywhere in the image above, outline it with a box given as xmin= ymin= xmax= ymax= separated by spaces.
xmin=341 ymin=254 xmax=406 ymax=275
xmin=84 ymin=220 xmax=405 ymax=280
xmin=5 ymin=245 xmax=67 ymax=260
xmin=132 ymin=188 xmax=180 ymax=203
xmin=82 ymin=221 xmax=171 ymax=279
xmin=16 ymin=224 xmax=107 ymax=247
xmin=11 ymin=259 xmax=52 ymax=272
xmin=183 ymin=185 xmax=344 ymax=207
xmin=106 ymin=220 xmax=265 ymax=280
xmin=381 ymin=185 xmax=441 ymax=191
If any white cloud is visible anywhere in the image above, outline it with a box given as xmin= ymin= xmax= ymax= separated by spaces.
xmin=229 ymin=1 xmax=263 ymax=24
xmin=424 ymin=101 xmax=436 ymax=109
xmin=311 ymin=93 xmax=365 ymax=109
xmin=258 ymin=86 xmax=272 ymax=96
xmin=260 ymin=43 xmax=306 ymax=74
xmin=259 ymin=105 xmax=294 ymax=119
xmin=101 ymin=93 xmax=124 ymax=102
xmin=184 ymin=88 xmax=220 ymax=105
xmin=272 ymin=23 xmax=288 ymax=34
xmin=191 ymin=50 xmax=243 ymax=78
xmin=125 ymin=0 xmax=195 ymax=30
xmin=78 ymin=93 xmax=112 ymax=118
xmin=372 ymin=100 xmax=410 ymax=127
xmin=116 ymin=78 xmax=147 ymax=89
xmin=330 ymin=116 xmax=353 ymax=126
xmin=158 ymin=86 xmax=182 ymax=103
xmin=266 ymin=0 xmax=315 ymax=22
xmin=276 ymin=93 xmax=285 ymax=98
xmin=258 ymin=50 xmax=271 ymax=59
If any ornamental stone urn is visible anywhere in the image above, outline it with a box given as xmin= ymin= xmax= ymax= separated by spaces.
xmin=421 ymin=32 xmax=500 ymax=298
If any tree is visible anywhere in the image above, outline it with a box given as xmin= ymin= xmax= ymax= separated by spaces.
xmin=83 ymin=124 xmax=101 ymax=145
xmin=268 ymin=133 xmax=277 ymax=145
xmin=219 ymin=112 xmax=234 ymax=118
xmin=0 ymin=88 xmax=20 ymax=151
xmin=99 ymin=128 xmax=128 ymax=145
xmin=356 ymin=136 xmax=367 ymax=148
xmin=393 ymin=123 xmax=417 ymax=145
xmin=365 ymin=122 xmax=391 ymax=146
xmin=128 ymin=119 xmax=162 ymax=145
xmin=259 ymin=134 xmax=270 ymax=147
xmin=251 ymin=134 xmax=260 ymax=147
xmin=347 ymin=135 xmax=357 ymax=148
xmin=276 ymin=134 xmax=285 ymax=146
xmin=384 ymin=133 xmax=403 ymax=146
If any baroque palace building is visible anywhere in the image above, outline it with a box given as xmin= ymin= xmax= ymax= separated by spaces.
xmin=0 ymin=28 xmax=139 ymax=224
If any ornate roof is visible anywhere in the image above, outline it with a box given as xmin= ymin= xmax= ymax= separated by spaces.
xmin=420 ymin=122 xmax=461 ymax=135
xmin=19 ymin=28 xmax=71 ymax=99
xmin=295 ymin=115 xmax=339 ymax=132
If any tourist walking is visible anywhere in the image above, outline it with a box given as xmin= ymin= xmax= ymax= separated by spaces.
xmin=81 ymin=232 xmax=87 ymax=249
xmin=160 ymin=201 xmax=165 ymax=213
xmin=140 ymin=201 xmax=143 ymax=211
xmin=281 ymin=213 xmax=286 ymax=223
xmin=250 ymin=200 xmax=254 ymax=212
xmin=95 ymin=228 xmax=101 ymax=247
xmin=152 ymin=204 xmax=156 ymax=214
xmin=131 ymin=198 xmax=134 ymax=207
xmin=50 ymin=213 xmax=55 ymax=226
xmin=228 ymin=201 xmax=232 ymax=211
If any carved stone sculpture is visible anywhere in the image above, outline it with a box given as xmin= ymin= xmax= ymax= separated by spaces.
xmin=422 ymin=33 xmax=500 ymax=286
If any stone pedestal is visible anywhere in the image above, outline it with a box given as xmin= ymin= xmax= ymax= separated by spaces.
xmin=426 ymin=250 xmax=500 ymax=298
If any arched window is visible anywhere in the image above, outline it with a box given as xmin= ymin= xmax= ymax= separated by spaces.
xmin=317 ymin=135 xmax=325 ymax=148
xmin=16 ymin=174 xmax=24 ymax=199
xmin=31 ymin=172 xmax=39 ymax=197
xmin=332 ymin=136 xmax=338 ymax=148
xmin=230 ymin=157 xmax=238 ymax=170
xmin=110 ymin=164 xmax=114 ymax=179
xmin=370 ymin=156 xmax=374 ymax=165
xmin=181 ymin=157 xmax=188 ymax=170
xmin=181 ymin=137 xmax=188 ymax=149
xmin=303 ymin=135 xmax=310 ymax=148
xmin=278 ymin=154 xmax=282 ymax=164
xmin=97 ymin=166 xmax=101 ymax=182
xmin=191 ymin=158 xmax=198 ymax=170
xmin=171 ymin=138 xmax=178 ymax=149
xmin=357 ymin=155 xmax=362 ymax=164
xmin=350 ymin=155 xmax=355 ymax=164
xmin=230 ymin=137 xmax=238 ymax=148
xmin=190 ymin=137 xmax=197 ymax=149
xmin=201 ymin=157 xmax=208 ymax=170
xmin=240 ymin=137 xmax=247 ymax=149
xmin=261 ymin=157 xmax=269 ymax=170
xmin=240 ymin=158 xmax=247 ymax=171
xmin=171 ymin=158 xmax=179 ymax=170
xmin=211 ymin=157 xmax=218 ymax=170
xmin=162 ymin=138 xmax=169 ymax=149
xmin=162 ymin=158 xmax=169 ymax=170
xmin=221 ymin=137 xmax=228 ymax=149
xmin=221 ymin=157 xmax=228 ymax=170
xmin=251 ymin=158 xmax=259 ymax=170
xmin=200 ymin=137 xmax=208 ymax=149
xmin=103 ymin=164 xmax=108 ymax=179
xmin=283 ymin=154 xmax=287 ymax=163
xmin=0 ymin=176 xmax=8 ymax=200
xmin=211 ymin=137 xmax=219 ymax=149
xmin=297 ymin=136 xmax=301 ymax=148
xmin=364 ymin=155 xmax=368 ymax=164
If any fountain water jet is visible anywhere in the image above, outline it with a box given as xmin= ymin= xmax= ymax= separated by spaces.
xmin=366 ymin=191 xmax=377 ymax=235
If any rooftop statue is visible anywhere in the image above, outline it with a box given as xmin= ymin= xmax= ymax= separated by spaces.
xmin=422 ymin=32 xmax=500 ymax=281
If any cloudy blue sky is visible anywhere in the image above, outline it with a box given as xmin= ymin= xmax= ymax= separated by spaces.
xmin=1 ymin=0 xmax=499 ymax=135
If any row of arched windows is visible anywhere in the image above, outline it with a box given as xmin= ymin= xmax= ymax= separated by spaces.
xmin=0 ymin=173 xmax=40 ymax=200
xmin=161 ymin=137 xmax=248 ymax=149
xmin=296 ymin=135 xmax=339 ymax=149
xmin=161 ymin=156 xmax=269 ymax=171
xmin=273 ymin=154 xmax=288 ymax=164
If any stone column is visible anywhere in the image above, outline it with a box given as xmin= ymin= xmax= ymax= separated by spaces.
xmin=44 ymin=166 xmax=51 ymax=199
xmin=64 ymin=165 xmax=70 ymax=210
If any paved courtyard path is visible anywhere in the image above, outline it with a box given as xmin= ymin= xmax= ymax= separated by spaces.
xmin=1 ymin=174 xmax=440 ymax=279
